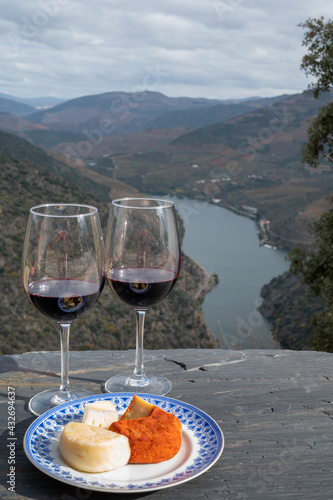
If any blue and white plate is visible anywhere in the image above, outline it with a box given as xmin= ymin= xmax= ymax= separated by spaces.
xmin=24 ymin=393 xmax=224 ymax=493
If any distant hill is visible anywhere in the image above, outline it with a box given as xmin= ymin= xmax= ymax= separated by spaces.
xmin=0 ymin=110 xmax=192 ymax=153
xmin=25 ymin=91 xmax=224 ymax=134
xmin=0 ymin=112 xmax=89 ymax=149
xmin=0 ymin=90 xmax=224 ymax=149
xmin=151 ymin=94 xmax=292 ymax=129
xmin=0 ymin=112 xmax=48 ymax=133
xmin=0 ymin=130 xmax=217 ymax=354
xmin=0 ymin=93 xmax=64 ymax=109
xmin=23 ymin=90 xmax=290 ymax=139
xmin=0 ymin=90 xmax=289 ymax=152
xmin=0 ymin=97 xmax=35 ymax=117
xmin=169 ymin=91 xmax=332 ymax=147
xmin=51 ymin=127 xmax=190 ymax=159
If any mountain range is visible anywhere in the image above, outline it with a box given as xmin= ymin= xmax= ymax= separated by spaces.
xmin=0 ymin=90 xmax=287 ymax=138
xmin=1 ymin=88 xmax=332 ymax=249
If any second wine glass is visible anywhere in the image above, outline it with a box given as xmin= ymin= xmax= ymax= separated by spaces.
xmin=104 ymin=198 xmax=181 ymax=395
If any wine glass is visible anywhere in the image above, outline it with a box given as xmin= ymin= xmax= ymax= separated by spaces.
xmin=104 ymin=198 xmax=181 ymax=395
xmin=22 ymin=204 xmax=105 ymax=416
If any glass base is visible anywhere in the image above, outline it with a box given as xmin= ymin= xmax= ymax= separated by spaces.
xmin=28 ymin=388 xmax=92 ymax=417
xmin=104 ymin=373 xmax=172 ymax=396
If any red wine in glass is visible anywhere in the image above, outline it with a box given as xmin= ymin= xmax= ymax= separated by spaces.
xmin=104 ymin=197 xmax=181 ymax=396
xmin=108 ymin=267 xmax=178 ymax=309
xmin=27 ymin=279 xmax=103 ymax=322
xmin=22 ymin=203 xmax=105 ymax=416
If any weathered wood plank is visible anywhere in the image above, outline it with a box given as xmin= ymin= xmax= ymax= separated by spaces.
xmin=0 ymin=349 xmax=332 ymax=499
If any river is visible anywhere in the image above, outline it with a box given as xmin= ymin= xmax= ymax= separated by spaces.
xmin=163 ymin=196 xmax=290 ymax=349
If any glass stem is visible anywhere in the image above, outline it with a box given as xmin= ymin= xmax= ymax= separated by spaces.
xmin=132 ymin=309 xmax=148 ymax=384
xmin=58 ymin=323 xmax=74 ymax=398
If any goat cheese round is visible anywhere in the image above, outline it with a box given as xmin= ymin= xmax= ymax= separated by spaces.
xmin=59 ymin=422 xmax=130 ymax=473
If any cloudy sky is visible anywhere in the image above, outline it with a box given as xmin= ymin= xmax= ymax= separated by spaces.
xmin=1 ymin=0 xmax=332 ymax=101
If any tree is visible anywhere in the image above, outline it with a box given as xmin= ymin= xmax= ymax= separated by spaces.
xmin=299 ymin=17 xmax=333 ymax=98
xmin=298 ymin=17 xmax=333 ymax=167
xmin=288 ymin=17 xmax=333 ymax=352
xmin=289 ymin=211 xmax=333 ymax=352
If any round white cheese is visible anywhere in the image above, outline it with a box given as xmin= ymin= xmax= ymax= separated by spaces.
xmin=59 ymin=421 xmax=130 ymax=473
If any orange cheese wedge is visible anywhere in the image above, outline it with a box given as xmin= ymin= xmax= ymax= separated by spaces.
xmin=110 ymin=401 xmax=182 ymax=463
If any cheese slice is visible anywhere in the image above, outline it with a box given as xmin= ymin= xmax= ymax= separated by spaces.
xmin=120 ymin=394 xmax=155 ymax=420
xmin=82 ymin=400 xmax=118 ymax=428
xmin=59 ymin=422 xmax=130 ymax=473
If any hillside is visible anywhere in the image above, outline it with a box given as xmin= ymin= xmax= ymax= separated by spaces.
xmin=0 ymin=132 xmax=217 ymax=354
xmin=0 ymin=130 xmax=113 ymax=202
xmin=0 ymin=112 xmax=48 ymax=134
xmin=110 ymin=90 xmax=333 ymax=250
xmin=259 ymin=272 xmax=324 ymax=350
xmin=0 ymin=97 xmax=35 ymax=116
xmin=168 ymin=91 xmax=331 ymax=148
xmin=151 ymin=94 xmax=291 ymax=129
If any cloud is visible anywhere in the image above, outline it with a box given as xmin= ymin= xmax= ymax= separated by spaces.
xmin=0 ymin=0 xmax=332 ymax=100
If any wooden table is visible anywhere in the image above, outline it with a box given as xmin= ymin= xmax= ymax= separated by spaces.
xmin=1 ymin=348 xmax=332 ymax=499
